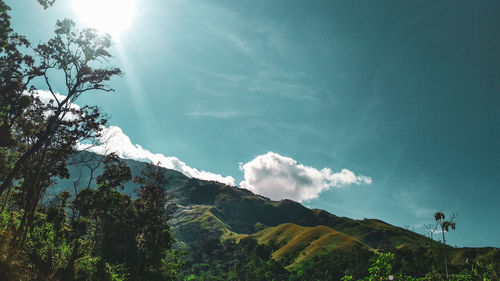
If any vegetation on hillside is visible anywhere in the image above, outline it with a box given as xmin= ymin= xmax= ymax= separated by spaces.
xmin=235 ymin=223 xmax=374 ymax=267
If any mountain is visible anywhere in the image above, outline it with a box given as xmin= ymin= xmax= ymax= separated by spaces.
xmin=47 ymin=151 xmax=499 ymax=269
xmin=164 ymin=173 xmax=438 ymax=250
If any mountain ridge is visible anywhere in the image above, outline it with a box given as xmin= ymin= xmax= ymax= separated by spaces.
xmin=47 ymin=151 xmax=499 ymax=268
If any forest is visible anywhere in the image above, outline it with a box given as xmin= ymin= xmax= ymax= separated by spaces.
xmin=0 ymin=1 xmax=499 ymax=281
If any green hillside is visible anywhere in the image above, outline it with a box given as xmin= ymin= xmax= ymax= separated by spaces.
xmin=44 ymin=152 xmax=500 ymax=277
xmin=170 ymin=205 xmax=236 ymax=243
xmin=166 ymin=174 xmax=440 ymax=250
xmin=236 ymin=223 xmax=374 ymax=267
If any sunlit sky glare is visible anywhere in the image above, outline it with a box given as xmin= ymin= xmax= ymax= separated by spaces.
xmin=71 ymin=0 xmax=136 ymax=38
xmin=7 ymin=0 xmax=500 ymax=247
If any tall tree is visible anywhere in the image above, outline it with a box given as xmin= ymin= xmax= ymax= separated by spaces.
xmin=133 ymin=162 xmax=176 ymax=280
xmin=0 ymin=18 xmax=121 ymax=240
xmin=0 ymin=18 xmax=120 ymax=197
xmin=434 ymin=211 xmax=457 ymax=280
xmin=70 ymin=154 xmax=135 ymax=280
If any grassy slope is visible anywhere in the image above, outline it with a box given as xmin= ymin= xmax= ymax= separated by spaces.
xmin=169 ymin=180 xmax=499 ymax=268
xmin=236 ymin=223 xmax=374 ymax=267
xmin=449 ymin=247 xmax=500 ymax=265
xmin=170 ymin=205 xmax=237 ymax=243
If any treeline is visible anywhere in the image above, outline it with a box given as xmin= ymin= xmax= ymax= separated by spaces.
xmin=179 ymin=236 xmax=498 ymax=281
xmin=178 ymin=235 xmax=373 ymax=281
xmin=1 ymin=158 xmax=181 ymax=280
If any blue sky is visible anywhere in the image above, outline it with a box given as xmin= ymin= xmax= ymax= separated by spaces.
xmin=8 ymin=0 xmax=499 ymax=247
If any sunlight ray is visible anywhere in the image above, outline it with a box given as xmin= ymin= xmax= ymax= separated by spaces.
xmin=114 ymin=43 xmax=160 ymax=139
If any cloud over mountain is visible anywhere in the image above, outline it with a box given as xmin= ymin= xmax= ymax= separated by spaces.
xmin=33 ymin=91 xmax=236 ymax=185
xmin=36 ymin=90 xmax=367 ymax=197
xmin=239 ymin=152 xmax=372 ymax=202
xmin=77 ymin=126 xmax=236 ymax=186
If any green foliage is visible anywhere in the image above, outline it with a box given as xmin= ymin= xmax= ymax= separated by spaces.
xmin=180 ymin=237 xmax=290 ymax=281
xmin=133 ymin=162 xmax=176 ymax=280
xmin=1 ymin=159 xmax=181 ymax=280
xmin=26 ymin=213 xmax=71 ymax=273
xmin=161 ymin=249 xmax=186 ymax=280
xmin=0 ymin=0 xmax=11 ymax=50
xmin=343 ymin=252 xmax=420 ymax=281
xmin=343 ymin=251 xmax=498 ymax=281
xmin=105 ymin=263 xmax=130 ymax=281
xmin=463 ymin=260 xmax=498 ymax=281
xmin=37 ymin=0 xmax=56 ymax=9
xmin=288 ymin=247 xmax=374 ymax=281
xmin=0 ymin=209 xmax=69 ymax=279
xmin=368 ymin=252 xmax=394 ymax=280
xmin=74 ymin=255 xmax=100 ymax=281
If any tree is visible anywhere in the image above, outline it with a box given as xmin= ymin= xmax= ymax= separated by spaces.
xmin=434 ymin=211 xmax=457 ymax=280
xmin=0 ymin=17 xmax=120 ymax=195
xmin=37 ymin=0 xmax=56 ymax=9
xmin=424 ymin=223 xmax=438 ymax=240
xmin=0 ymin=1 xmax=11 ymax=50
xmin=70 ymin=154 xmax=135 ymax=280
xmin=0 ymin=18 xmax=121 ymax=241
xmin=133 ymin=162 xmax=176 ymax=280
xmin=0 ymin=3 xmax=185 ymax=280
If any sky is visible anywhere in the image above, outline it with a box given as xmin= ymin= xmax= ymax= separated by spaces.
xmin=7 ymin=0 xmax=499 ymax=247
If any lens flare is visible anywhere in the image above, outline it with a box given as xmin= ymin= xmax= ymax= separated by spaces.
xmin=71 ymin=0 xmax=136 ymax=38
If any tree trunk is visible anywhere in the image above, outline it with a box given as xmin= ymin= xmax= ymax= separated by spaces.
xmin=441 ymin=231 xmax=449 ymax=280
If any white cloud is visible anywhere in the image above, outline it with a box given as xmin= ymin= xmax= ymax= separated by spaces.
xmin=31 ymin=90 xmax=235 ymax=186
xmin=32 ymin=90 xmax=73 ymax=107
xmin=27 ymin=90 xmax=81 ymax=121
xmin=239 ymin=152 xmax=371 ymax=202
xmin=77 ymin=126 xmax=236 ymax=186
xmin=32 ymin=90 xmax=368 ymax=199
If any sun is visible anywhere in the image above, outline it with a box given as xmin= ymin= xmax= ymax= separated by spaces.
xmin=71 ymin=0 xmax=136 ymax=39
